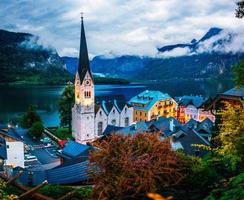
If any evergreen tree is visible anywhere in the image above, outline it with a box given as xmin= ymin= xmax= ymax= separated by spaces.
xmin=58 ymin=85 xmax=74 ymax=133
xmin=20 ymin=105 xmax=42 ymax=128
xmin=232 ymin=60 xmax=244 ymax=88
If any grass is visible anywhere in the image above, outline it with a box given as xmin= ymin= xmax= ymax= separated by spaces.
xmin=49 ymin=127 xmax=72 ymax=140
xmin=38 ymin=185 xmax=92 ymax=199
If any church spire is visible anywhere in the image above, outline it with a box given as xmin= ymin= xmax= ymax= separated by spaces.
xmin=78 ymin=14 xmax=93 ymax=82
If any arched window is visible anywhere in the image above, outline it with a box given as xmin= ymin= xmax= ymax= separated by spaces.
xmin=84 ymin=91 xmax=91 ymax=98
xmin=98 ymin=122 xmax=103 ymax=136
xmin=113 ymin=109 xmax=115 ymax=114
xmin=111 ymin=119 xmax=116 ymax=125
xmin=125 ymin=117 xmax=129 ymax=126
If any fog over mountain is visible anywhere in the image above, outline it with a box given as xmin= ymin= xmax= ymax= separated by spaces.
xmin=62 ymin=27 xmax=244 ymax=81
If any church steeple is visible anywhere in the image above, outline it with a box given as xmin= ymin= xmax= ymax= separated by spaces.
xmin=78 ymin=15 xmax=93 ymax=82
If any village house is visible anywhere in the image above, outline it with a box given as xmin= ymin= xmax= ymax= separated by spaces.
xmin=204 ymin=87 xmax=244 ymax=114
xmin=0 ymin=128 xmax=24 ymax=168
xmin=103 ymin=116 xmax=213 ymax=157
xmin=176 ymin=95 xmax=215 ymax=123
xmin=128 ymin=90 xmax=178 ymax=122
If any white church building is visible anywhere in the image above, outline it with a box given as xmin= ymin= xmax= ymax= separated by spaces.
xmin=72 ymin=17 xmax=133 ymax=144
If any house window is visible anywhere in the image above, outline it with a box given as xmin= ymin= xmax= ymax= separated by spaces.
xmin=125 ymin=117 xmax=129 ymax=126
xmin=6 ymin=145 xmax=9 ymax=149
xmin=100 ymin=111 xmax=102 ymax=116
xmin=111 ymin=119 xmax=116 ymax=125
xmin=98 ymin=122 xmax=103 ymax=135
xmin=125 ymin=107 xmax=127 ymax=113
xmin=113 ymin=109 xmax=115 ymax=114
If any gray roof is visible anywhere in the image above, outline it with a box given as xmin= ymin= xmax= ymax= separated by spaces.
xmin=222 ymin=87 xmax=244 ymax=98
xmin=195 ymin=118 xmax=213 ymax=134
xmin=172 ymin=129 xmax=209 ymax=156
xmin=13 ymin=159 xmax=91 ymax=186
xmin=60 ymin=140 xmax=92 ymax=159
xmin=103 ymin=125 xmax=124 ymax=136
xmin=176 ymin=95 xmax=205 ymax=108
xmin=0 ymin=128 xmax=23 ymax=141
xmin=95 ymin=95 xmax=129 ymax=115
xmin=0 ymin=137 xmax=7 ymax=159
xmin=149 ymin=117 xmax=182 ymax=136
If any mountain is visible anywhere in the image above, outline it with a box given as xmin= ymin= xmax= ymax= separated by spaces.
xmin=0 ymin=29 xmax=72 ymax=85
xmin=157 ymin=27 xmax=223 ymax=53
xmin=62 ymin=55 xmax=150 ymax=79
xmin=61 ymin=27 xmax=242 ymax=81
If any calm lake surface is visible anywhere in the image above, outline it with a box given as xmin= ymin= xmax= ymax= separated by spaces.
xmin=0 ymin=79 xmax=234 ymax=127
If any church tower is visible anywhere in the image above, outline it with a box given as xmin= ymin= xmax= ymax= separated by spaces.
xmin=72 ymin=16 xmax=95 ymax=144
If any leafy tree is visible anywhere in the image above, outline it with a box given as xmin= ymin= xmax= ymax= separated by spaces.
xmin=58 ymin=85 xmax=74 ymax=133
xmin=216 ymin=102 xmax=244 ymax=170
xmin=29 ymin=121 xmax=44 ymax=139
xmin=205 ymin=172 xmax=244 ymax=200
xmin=89 ymin=133 xmax=186 ymax=199
xmin=236 ymin=1 xmax=244 ymax=18
xmin=20 ymin=105 xmax=42 ymax=128
xmin=232 ymin=60 xmax=244 ymax=88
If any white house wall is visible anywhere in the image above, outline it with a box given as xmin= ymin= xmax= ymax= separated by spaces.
xmin=119 ymin=106 xmax=133 ymax=127
xmin=95 ymin=108 xmax=108 ymax=136
xmin=108 ymin=106 xmax=121 ymax=127
xmin=6 ymin=141 xmax=24 ymax=168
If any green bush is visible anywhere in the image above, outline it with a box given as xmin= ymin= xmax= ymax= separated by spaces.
xmin=29 ymin=121 xmax=44 ymax=139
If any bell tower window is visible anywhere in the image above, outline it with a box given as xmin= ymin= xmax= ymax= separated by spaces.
xmin=84 ymin=91 xmax=91 ymax=98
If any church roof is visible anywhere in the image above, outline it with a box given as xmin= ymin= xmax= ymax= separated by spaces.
xmin=77 ymin=17 xmax=93 ymax=82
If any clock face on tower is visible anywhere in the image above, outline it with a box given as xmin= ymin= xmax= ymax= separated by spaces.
xmin=85 ymin=79 xmax=91 ymax=86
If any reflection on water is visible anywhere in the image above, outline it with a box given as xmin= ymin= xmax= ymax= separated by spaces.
xmin=0 ymin=79 xmax=234 ymax=126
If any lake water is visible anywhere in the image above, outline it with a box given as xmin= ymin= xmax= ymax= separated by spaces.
xmin=0 ymin=79 xmax=233 ymax=127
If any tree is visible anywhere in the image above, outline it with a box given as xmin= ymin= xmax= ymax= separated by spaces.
xmin=20 ymin=105 xmax=42 ymax=128
xmin=216 ymin=102 xmax=244 ymax=169
xmin=58 ymin=85 xmax=74 ymax=133
xmin=29 ymin=121 xmax=44 ymax=139
xmin=232 ymin=60 xmax=244 ymax=88
xmin=89 ymin=133 xmax=186 ymax=199
xmin=236 ymin=1 xmax=244 ymax=18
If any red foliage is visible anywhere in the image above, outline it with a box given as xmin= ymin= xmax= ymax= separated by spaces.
xmin=89 ymin=133 xmax=186 ymax=199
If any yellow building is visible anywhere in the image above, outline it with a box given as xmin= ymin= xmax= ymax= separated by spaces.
xmin=129 ymin=90 xmax=178 ymax=122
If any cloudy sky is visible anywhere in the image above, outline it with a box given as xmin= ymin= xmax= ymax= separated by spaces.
xmin=0 ymin=0 xmax=243 ymax=57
